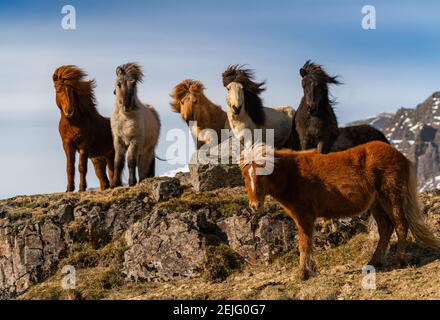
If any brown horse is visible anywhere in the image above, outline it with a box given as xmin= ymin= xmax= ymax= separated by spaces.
xmin=240 ymin=142 xmax=440 ymax=280
xmin=170 ymin=79 xmax=228 ymax=149
xmin=53 ymin=66 xmax=114 ymax=191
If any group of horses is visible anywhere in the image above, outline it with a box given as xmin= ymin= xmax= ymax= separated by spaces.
xmin=53 ymin=63 xmax=160 ymax=192
xmin=53 ymin=61 xmax=440 ymax=280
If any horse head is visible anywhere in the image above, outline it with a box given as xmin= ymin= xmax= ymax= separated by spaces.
xmin=53 ymin=65 xmax=92 ymax=119
xmin=240 ymin=143 xmax=275 ymax=213
xmin=222 ymin=65 xmax=266 ymax=125
xmin=226 ymin=82 xmax=245 ymax=116
xmin=115 ymin=62 xmax=144 ymax=112
xmin=54 ymin=82 xmax=78 ymax=119
xmin=170 ymin=79 xmax=206 ymax=122
xmin=299 ymin=60 xmax=340 ymax=116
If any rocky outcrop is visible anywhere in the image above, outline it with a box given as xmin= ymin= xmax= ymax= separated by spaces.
xmin=0 ymin=173 xmax=301 ymax=298
xmin=123 ymin=207 xmax=296 ymax=282
xmin=189 ymin=137 xmax=244 ymax=191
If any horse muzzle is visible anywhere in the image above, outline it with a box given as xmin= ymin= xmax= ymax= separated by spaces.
xmin=307 ymin=105 xmax=319 ymax=115
xmin=232 ymin=105 xmax=242 ymax=115
xmin=64 ymin=111 xmax=74 ymax=118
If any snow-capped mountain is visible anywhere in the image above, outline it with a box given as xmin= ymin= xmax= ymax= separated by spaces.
xmin=347 ymin=92 xmax=440 ymax=191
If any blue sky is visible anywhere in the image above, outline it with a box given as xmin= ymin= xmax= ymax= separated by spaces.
xmin=0 ymin=0 xmax=439 ymax=198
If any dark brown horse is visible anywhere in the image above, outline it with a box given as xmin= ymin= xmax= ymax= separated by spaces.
xmin=240 ymin=142 xmax=440 ymax=280
xmin=53 ymin=66 xmax=114 ymax=191
xmin=293 ymin=60 xmax=389 ymax=153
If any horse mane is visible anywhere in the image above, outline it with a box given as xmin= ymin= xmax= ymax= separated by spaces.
xmin=170 ymin=79 xmax=206 ymax=113
xmin=53 ymin=65 xmax=99 ymax=117
xmin=117 ymin=62 xmax=144 ymax=83
xmin=300 ymin=60 xmax=341 ymax=85
xmin=299 ymin=60 xmax=341 ymax=115
xmin=222 ymin=65 xmax=266 ymax=125
xmin=239 ymin=143 xmax=276 ymax=170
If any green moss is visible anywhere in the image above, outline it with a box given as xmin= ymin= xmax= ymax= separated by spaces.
xmin=204 ymin=244 xmax=244 ymax=282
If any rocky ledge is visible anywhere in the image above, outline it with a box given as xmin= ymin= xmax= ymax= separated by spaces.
xmin=1 ymin=173 xmax=439 ymax=300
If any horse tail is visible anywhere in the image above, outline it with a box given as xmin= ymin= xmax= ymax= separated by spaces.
xmin=403 ymin=161 xmax=440 ymax=248
xmin=155 ymin=154 xmax=170 ymax=161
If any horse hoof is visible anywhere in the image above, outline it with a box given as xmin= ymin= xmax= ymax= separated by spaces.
xmin=111 ymin=181 xmax=122 ymax=188
xmin=367 ymin=260 xmax=384 ymax=269
xmin=66 ymin=186 xmax=75 ymax=192
xmin=298 ymin=270 xmax=311 ymax=281
xmin=397 ymin=258 xmax=408 ymax=267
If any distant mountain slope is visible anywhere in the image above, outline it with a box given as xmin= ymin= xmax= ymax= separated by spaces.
xmin=347 ymin=92 xmax=440 ymax=191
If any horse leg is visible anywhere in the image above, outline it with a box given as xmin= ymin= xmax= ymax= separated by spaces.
xmin=138 ymin=149 xmax=155 ymax=181
xmin=368 ymin=203 xmax=394 ymax=268
xmin=292 ymin=214 xmax=316 ymax=280
xmin=112 ymin=141 xmax=127 ymax=188
xmin=63 ymin=142 xmax=76 ymax=192
xmin=92 ymin=158 xmax=109 ymax=190
xmin=317 ymin=138 xmax=333 ymax=154
xmin=317 ymin=141 xmax=325 ymax=154
xmin=106 ymin=151 xmax=115 ymax=187
xmin=127 ymin=142 xmax=138 ymax=186
xmin=148 ymin=157 xmax=156 ymax=178
xmin=390 ymin=202 xmax=409 ymax=266
xmin=78 ymin=149 xmax=88 ymax=192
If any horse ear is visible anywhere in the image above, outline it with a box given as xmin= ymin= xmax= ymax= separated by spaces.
xmin=299 ymin=68 xmax=307 ymax=78
xmin=116 ymin=66 xmax=124 ymax=76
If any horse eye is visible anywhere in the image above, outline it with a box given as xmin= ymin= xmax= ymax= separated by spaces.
xmin=117 ymin=82 xmax=121 ymax=88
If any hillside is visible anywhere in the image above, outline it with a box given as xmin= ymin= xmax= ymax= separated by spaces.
xmin=1 ymin=176 xmax=440 ymax=300
xmin=347 ymin=92 xmax=440 ymax=190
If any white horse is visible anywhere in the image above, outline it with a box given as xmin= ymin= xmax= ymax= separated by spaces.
xmin=222 ymin=65 xmax=294 ymax=148
xmin=111 ymin=62 xmax=161 ymax=187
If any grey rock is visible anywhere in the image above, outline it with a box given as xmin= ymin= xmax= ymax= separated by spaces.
xmin=144 ymin=177 xmax=182 ymax=202
xmin=189 ymin=137 xmax=244 ymax=191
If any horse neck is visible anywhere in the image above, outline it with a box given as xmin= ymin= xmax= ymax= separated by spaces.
xmin=64 ymin=102 xmax=100 ymax=127
xmin=264 ymin=156 xmax=292 ymax=203
xmin=243 ymin=90 xmax=265 ymax=126
xmin=299 ymin=94 xmax=338 ymax=126
xmin=199 ymin=95 xmax=226 ymax=128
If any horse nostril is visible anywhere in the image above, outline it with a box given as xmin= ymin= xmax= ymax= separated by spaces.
xmin=308 ymin=105 xmax=317 ymax=115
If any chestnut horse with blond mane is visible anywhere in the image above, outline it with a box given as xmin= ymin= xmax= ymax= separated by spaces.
xmin=170 ymin=79 xmax=228 ymax=149
xmin=240 ymin=142 xmax=440 ymax=280
xmin=53 ymin=65 xmax=114 ymax=192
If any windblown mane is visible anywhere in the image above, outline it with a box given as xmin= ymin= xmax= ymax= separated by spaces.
xmin=117 ymin=62 xmax=144 ymax=83
xmin=170 ymin=79 xmax=205 ymax=113
xmin=300 ymin=60 xmax=341 ymax=86
xmin=222 ymin=65 xmax=266 ymax=125
xmin=53 ymin=65 xmax=98 ymax=116
xmin=239 ymin=142 xmax=276 ymax=170
xmin=300 ymin=60 xmax=341 ymax=108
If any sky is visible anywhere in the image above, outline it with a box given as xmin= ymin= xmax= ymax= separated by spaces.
xmin=0 ymin=0 xmax=439 ymax=198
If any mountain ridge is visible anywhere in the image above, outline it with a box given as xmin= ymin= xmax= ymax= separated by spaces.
xmin=346 ymin=92 xmax=440 ymax=190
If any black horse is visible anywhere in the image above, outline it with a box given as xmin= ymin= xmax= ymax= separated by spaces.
xmin=293 ymin=60 xmax=388 ymax=153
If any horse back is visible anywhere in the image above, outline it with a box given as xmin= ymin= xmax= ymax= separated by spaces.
xmin=331 ymin=124 xmax=389 ymax=152
xmin=263 ymin=106 xmax=293 ymax=148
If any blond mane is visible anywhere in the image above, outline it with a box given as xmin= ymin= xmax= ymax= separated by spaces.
xmin=170 ymin=79 xmax=206 ymax=113
xmin=239 ymin=143 xmax=276 ymax=170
